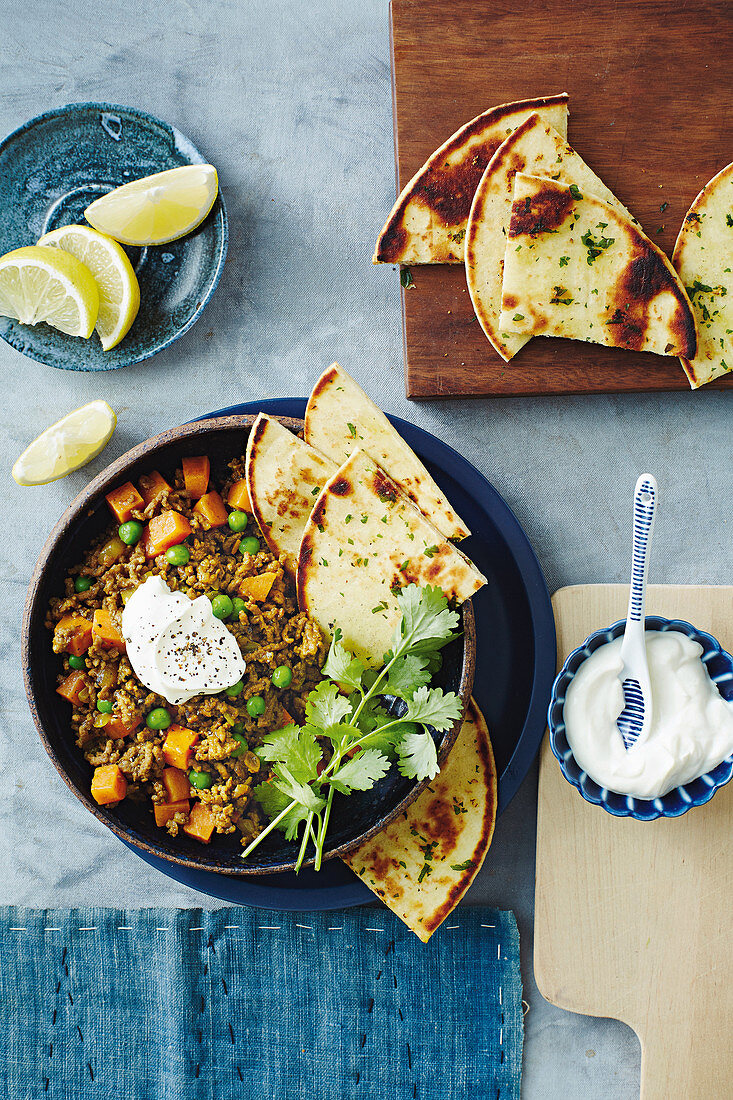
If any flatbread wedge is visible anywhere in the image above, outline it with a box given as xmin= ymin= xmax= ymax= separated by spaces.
xmin=297 ymin=449 xmax=486 ymax=665
xmin=245 ymin=413 xmax=336 ymax=576
xmin=344 ymin=697 xmax=497 ymax=942
xmin=305 ymin=362 xmax=470 ymax=540
xmin=466 ymin=112 xmax=636 ymax=362
xmin=374 ymin=93 xmax=568 ymax=265
xmin=672 ymin=161 xmax=733 ymax=388
xmin=499 ymin=174 xmax=696 ymax=358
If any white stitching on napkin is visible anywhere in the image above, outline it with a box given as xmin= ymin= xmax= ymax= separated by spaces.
xmin=8 ymin=927 xmax=26 ymax=931
xmin=364 ymin=928 xmax=383 ymax=932
xmin=481 ymin=923 xmax=495 ymax=929
xmin=78 ymin=927 xmax=97 ymax=931
xmin=258 ymin=926 xmax=281 ymax=930
xmin=295 ymin=924 xmax=313 ymax=930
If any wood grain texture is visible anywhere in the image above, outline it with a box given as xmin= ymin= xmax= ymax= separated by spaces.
xmin=389 ymin=0 xmax=733 ymax=398
xmin=535 ymin=584 xmax=733 ymax=1100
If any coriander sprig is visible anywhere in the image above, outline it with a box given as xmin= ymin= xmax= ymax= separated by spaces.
xmin=241 ymin=584 xmax=463 ymax=871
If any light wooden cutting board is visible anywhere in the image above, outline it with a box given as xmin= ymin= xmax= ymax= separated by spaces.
xmin=535 ymin=585 xmax=733 ymax=1100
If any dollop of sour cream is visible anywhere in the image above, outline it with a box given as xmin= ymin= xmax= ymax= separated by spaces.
xmin=121 ymin=576 xmax=246 ymax=705
xmin=564 ymin=630 xmax=733 ymax=799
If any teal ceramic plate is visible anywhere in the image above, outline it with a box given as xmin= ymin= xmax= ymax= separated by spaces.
xmin=0 ymin=102 xmax=227 ymax=370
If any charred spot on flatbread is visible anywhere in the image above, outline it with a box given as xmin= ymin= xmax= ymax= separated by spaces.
xmin=507 ymin=185 xmax=574 ymax=237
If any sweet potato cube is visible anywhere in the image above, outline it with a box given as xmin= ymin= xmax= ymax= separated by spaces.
xmin=238 ymin=572 xmax=277 ymax=602
xmin=142 ymin=510 xmax=193 ymax=558
xmin=56 ymin=670 xmax=87 ymax=706
xmin=92 ymin=608 xmax=126 ymax=652
xmin=104 ymin=715 xmax=141 ymax=740
xmin=138 ymin=469 xmax=171 ymax=507
xmin=154 ymin=798 xmax=190 ymax=827
xmin=91 ymin=764 xmax=127 ymax=806
xmin=105 ymin=481 xmax=144 ymax=523
xmin=193 ymin=490 xmax=228 ymax=528
xmin=162 ymin=766 xmax=192 ymax=802
xmin=182 ymin=456 xmax=210 ymax=500
xmin=54 ymin=613 xmax=93 ymax=656
xmin=163 ymin=725 xmax=200 ymax=770
xmin=183 ymin=801 xmax=216 ymax=843
xmin=227 ymin=478 xmax=253 ymax=513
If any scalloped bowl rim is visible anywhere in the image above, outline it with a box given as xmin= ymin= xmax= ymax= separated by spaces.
xmin=547 ymin=615 xmax=733 ymax=820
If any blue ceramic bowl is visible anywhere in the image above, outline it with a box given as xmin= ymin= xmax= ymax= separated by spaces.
xmin=0 ymin=102 xmax=227 ymax=370
xmin=548 ymin=616 xmax=733 ymax=820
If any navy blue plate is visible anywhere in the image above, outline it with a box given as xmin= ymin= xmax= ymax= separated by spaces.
xmin=0 ymin=102 xmax=227 ymax=370
xmin=126 ymin=398 xmax=557 ymax=910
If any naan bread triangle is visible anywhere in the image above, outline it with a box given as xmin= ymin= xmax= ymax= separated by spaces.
xmin=344 ymin=697 xmax=497 ymax=942
xmin=305 ymin=362 xmax=469 ymax=540
xmin=297 ymin=449 xmax=486 ymax=665
xmin=245 ymin=413 xmax=336 ymax=576
xmin=374 ymin=94 xmax=568 ymax=265
xmin=672 ymin=161 xmax=733 ymax=388
xmin=499 ymin=174 xmax=696 ymax=358
xmin=466 ymin=112 xmax=637 ymax=362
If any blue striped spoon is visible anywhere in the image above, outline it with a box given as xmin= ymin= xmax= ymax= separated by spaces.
xmin=616 ymin=474 xmax=658 ymax=749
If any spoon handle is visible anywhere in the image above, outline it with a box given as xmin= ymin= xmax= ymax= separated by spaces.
xmin=626 ymin=473 xmax=658 ymax=625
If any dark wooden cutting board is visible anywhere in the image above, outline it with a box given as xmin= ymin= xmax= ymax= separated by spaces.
xmin=388 ymin=0 xmax=733 ymax=398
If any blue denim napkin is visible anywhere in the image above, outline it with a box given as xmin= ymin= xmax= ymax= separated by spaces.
xmin=0 ymin=906 xmax=522 ymax=1100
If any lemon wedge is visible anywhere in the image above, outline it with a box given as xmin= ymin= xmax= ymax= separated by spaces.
xmin=0 ymin=245 xmax=99 ymax=338
xmin=38 ymin=225 xmax=140 ymax=350
xmin=84 ymin=164 xmax=218 ymax=246
xmin=12 ymin=399 xmax=117 ymax=486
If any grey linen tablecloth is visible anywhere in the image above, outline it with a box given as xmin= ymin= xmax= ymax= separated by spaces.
xmin=0 ymin=1 xmax=730 ymax=1097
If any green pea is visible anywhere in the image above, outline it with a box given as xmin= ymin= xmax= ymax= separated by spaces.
xmin=118 ymin=520 xmax=143 ymax=546
xmin=231 ymin=732 xmax=248 ymax=757
xmin=225 ymin=679 xmax=244 ymax=698
xmin=246 ymin=695 xmax=265 ymax=717
xmin=211 ymin=593 xmax=234 ymax=620
xmin=96 ymin=698 xmax=113 ymax=714
xmin=187 ymin=768 xmax=213 ymax=790
xmin=240 ymin=536 xmax=260 ymax=556
xmin=228 ymin=510 xmax=248 ymax=532
xmin=146 ymin=707 xmax=171 ymax=730
xmin=165 ymin=544 xmax=190 ymax=566
xmin=271 ymin=665 xmax=292 ymax=689
xmin=74 ymin=576 xmax=92 ymax=593
xmin=231 ymin=597 xmax=246 ymax=618
xmin=68 ymin=655 xmax=86 ymax=670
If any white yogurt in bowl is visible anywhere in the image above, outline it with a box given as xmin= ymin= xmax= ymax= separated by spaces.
xmin=564 ymin=629 xmax=733 ymax=799
xmin=122 ymin=575 xmax=246 ymax=705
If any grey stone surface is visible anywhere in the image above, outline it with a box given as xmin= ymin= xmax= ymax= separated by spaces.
xmin=0 ymin=1 xmax=730 ymax=1096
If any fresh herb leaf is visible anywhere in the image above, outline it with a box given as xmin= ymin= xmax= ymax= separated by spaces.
xmin=253 ymin=782 xmax=313 ymax=841
xmin=273 ymin=765 xmax=325 ymax=814
xmin=403 ymin=684 xmax=462 ymax=731
xmin=256 ymin=725 xmax=321 ymax=783
xmin=569 ymin=184 xmax=583 ymax=200
xmin=451 ymin=859 xmax=474 ymax=872
xmin=329 ymin=749 xmax=390 ymax=794
xmin=559 ymin=255 xmax=569 ymax=267
xmin=392 ymin=584 xmax=460 ymax=654
xmin=305 ymin=679 xmax=352 ymax=729
xmin=347 ymin=422 xmax=357 ymax=439
xmin=321 ymin=629 xmax=365 ymax=692
xmin=383 ymin=654 xmax=431 ymax=697
xmin=400 ymin=268 xmax=414 ymax=289
xmin=397 ymin=729 xmax=439 ymax=780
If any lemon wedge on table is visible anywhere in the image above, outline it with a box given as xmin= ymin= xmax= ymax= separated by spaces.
xmin=85 ymin=164 xmax=219 ymax=246
xmin=12 ymin=400 xmax=117 ymax=486
xmin=0 ymin=245 xmax=99 ymax=338
xmin=38 ymin=225 xmax=140 ymax=351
